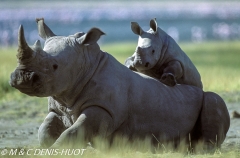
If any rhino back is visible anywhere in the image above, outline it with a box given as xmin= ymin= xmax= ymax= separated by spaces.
xmin=78 ymin=52 xmax=203 ymax=140
xmin=157 ymin=29 xmax=203 ymax=88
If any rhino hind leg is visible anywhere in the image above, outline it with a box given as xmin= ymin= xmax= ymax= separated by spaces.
xmin=160 ymin=60 xmax=182 ymax=86
xmin=197 ymin=92 xmax=230 ymax=152
xmin=38 ymin=112 xmax=67 ymax=148
xmin=160 ymin=73 xmax=177 ymax=86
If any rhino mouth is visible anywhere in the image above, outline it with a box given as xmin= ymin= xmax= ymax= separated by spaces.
xmin=145 ymin=62 xmax=150 ymax=68
xmin=9 ymin=69 xmax=42 ymax=95
xmin=18 ymin=87 xmax=42 ymax=96
xmin=133 ymin=58 xmax=152 ymax=71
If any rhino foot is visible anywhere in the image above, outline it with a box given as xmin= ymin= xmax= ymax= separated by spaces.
xmin=160 ymin=73 xmax=177 ymax=86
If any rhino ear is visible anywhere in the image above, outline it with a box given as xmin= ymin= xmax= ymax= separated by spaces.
xmin=74 ymin=32 xmax=85 ymax=38
xmin=36 ymin=18 xmax=56 ymax=40
xmin=150 ymin=18 xmax=158 ymax=33
xmin=131 ymin=22 xmax=143 ymax=36
xmin=78 ymin=28 xmax=105 ymax=45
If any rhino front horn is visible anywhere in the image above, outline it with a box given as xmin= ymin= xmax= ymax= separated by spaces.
xmin=36 ymin=18 xmax=56 ymax=40
xmin=17 ymin=25 xmax=34 ymax=61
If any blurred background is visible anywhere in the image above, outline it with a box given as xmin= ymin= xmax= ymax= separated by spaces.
xmin=1 ymin=0 xmax=240 ymax=46
xmin=0 ymin=0 xmax=240 ymax=150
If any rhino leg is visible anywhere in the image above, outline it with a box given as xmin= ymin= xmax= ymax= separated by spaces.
xmin=125 ymin=55 xmax=137 ymax=71
xmin=50 ymin=106 xmax=114 ymax=148
xmin=160 ymin=60 xmax=182 ymax=86
xmin=160 ymin=73 xmax=177 ymax=86
xmin=197 ymin=92 xmax=230 ymax=152
xmin=38 ymin=112 xmax=67 ymax=148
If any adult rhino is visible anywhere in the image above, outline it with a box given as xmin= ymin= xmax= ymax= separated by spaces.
xmin=125 ymin=18 xmax=203 ymax=88
xmin=9 ymin=19 xmax=229 ymax=151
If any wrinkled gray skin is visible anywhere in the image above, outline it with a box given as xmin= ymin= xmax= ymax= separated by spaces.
xmin=125 ymin=18 xmax=203 ymax=88
xmin=9 ymin=19 xmax=229 ymax=151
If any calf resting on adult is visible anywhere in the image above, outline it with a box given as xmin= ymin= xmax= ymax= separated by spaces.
xmin=125 ymin=18 xmax=203 ymax=88
xmin=9 ymin=19 xmax=229 ymax=151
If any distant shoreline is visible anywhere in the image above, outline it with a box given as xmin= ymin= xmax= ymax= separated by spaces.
xmin=0 ymin=1 xmax=240 ymax=45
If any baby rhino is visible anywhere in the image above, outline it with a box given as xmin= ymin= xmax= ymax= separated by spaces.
xmin=125 ymin=18 xmax=203 ymax=88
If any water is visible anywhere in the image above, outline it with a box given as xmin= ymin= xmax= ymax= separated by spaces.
xmin=1 ymin=1 xmax=240 ymax=46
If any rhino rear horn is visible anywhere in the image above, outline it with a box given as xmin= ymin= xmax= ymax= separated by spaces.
xmin=32 ymin=40 xmax=42 ymax=51
xmin=131 ymin=22 xmax=143 ymax=36
xmin=36 ymin=18 xmax=56 ymax=40
xmin=150 ymin=18 xmax=158 ymax=33
xmin=17 ymin=25 xmax=34 ymax=60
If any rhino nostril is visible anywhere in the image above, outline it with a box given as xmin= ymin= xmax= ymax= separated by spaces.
xmin=31 ymin=73 xmax=39 ymax=83
xmin=145 ymin=62 xmax=149 ymax=67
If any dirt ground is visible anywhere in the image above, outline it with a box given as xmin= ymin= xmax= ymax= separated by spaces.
xmin=221 ymin=103 xmax=240 ymax=152
xmin=0 ymin=103 xmax=239 ymax=151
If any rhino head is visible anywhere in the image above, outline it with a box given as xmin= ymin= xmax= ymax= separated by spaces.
xmin=9 ymin=23 xmax=54 ymax=97
xmin=10 ymin=18 xmax=104 ymax=98
xmin=131 ymin=18 xmax=164 ymax=71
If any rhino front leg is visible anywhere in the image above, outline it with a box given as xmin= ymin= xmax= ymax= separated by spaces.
xmin=38 ymin=112 xmax=67 ymax=148
xmin=50 ymin=106 xmax=114 ymax=148
xmin=160 ymin=60 xmax=182 ymax=86
xmin=125 ymin=54 xmax=137 ymax=71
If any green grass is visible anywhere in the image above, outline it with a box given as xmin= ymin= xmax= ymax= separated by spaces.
xmin=0 ymin=47 xmax=17 ymax=97
xmin=1 ymin=137 xmax=239 ymax=158
xmin=0 ymin=41 xmax=240 ymax=157
xmin=180 ymin=41 xmax=240 ymax=103
xmin=2 ymin=41 xmax=240 ymax=102
xmin=181 ymin=41 xmax=240 ymax=93
xmin=102 ymin=41 xmax=240 ymax=102
xmin=0 ymin=41 xmax=240 ymax=123
xmin=0 ymin=47 xmax=47 ymax=123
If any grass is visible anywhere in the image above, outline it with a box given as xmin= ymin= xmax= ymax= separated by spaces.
xmin=0 ymin=47 xmax=48 ymax=123
xmin=102 ymin=41 xmax=240 ymax=102
xmin=181 ymin=41 xmax=240 ymax=93
xmin=0 ymin=41 xmax=240 ymax=120
xmin=2 ymin=41 xmax=240 ymax=102
xmin=1 ymin=137 xmax=239 ymax=158
xmin=0 ymin=41 xmax=240 ymax=157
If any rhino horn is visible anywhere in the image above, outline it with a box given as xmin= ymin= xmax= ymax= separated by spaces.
xmin=36 ymin=18 xmax=56 ymax=40
xmin=32 ymin=40 xmax=42 ymax=51
xmin=17 ymin=25 xmax=34 ymax=60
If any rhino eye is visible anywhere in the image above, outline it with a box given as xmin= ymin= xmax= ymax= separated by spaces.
xmin=152 ymin=49 xmax=155 ymax=54
xmin=53 ymin=64 xmax=58 ymax=71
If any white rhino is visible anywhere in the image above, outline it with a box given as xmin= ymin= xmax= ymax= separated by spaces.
xmin=9 ymin=19 xmax=229 ymax=151
xmin=125 ymin=18 xmax=203 ymax=88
